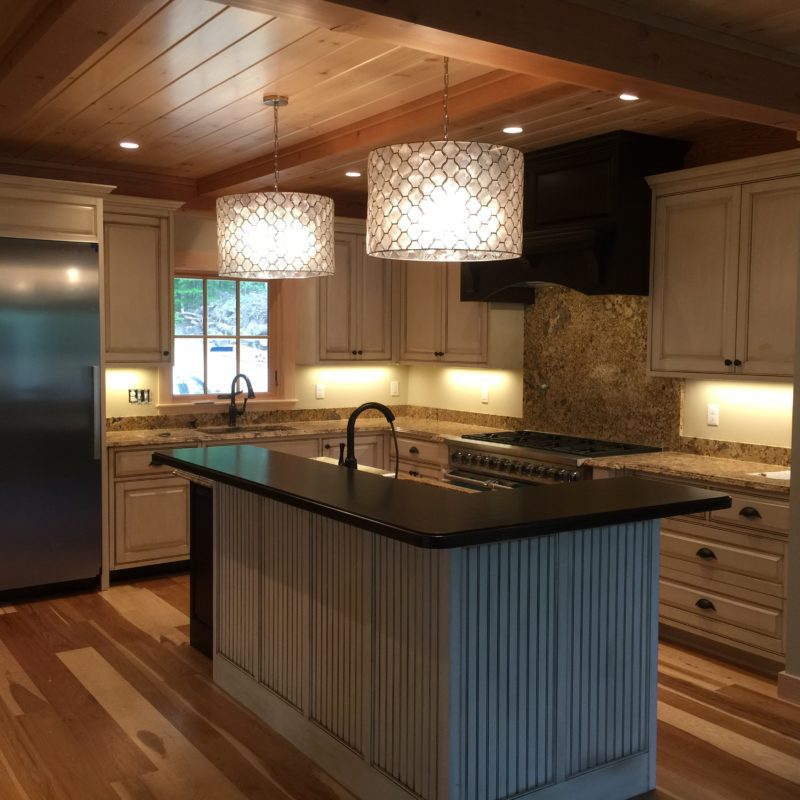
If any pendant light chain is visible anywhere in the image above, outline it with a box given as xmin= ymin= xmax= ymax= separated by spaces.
xmin=442 ymin=56 xmax=450 ymax=140
xmin=272 ymin=101 xmax=280 ymax=192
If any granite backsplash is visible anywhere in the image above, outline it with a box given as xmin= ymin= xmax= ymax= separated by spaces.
xmin=522 ymin=286 xmax=790 ymax=467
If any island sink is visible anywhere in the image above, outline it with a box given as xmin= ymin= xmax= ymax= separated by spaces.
xmin=152 ymin=444 xmax=730 ymax=800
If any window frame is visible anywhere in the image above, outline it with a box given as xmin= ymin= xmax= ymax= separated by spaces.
xmin=158 ymin=271 xmax=294 ymax=410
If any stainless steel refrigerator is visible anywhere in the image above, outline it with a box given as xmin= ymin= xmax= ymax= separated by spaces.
xmin=0 ymin=236 xmax=101 ymax=592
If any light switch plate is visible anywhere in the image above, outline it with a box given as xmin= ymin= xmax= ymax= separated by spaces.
xmin=390 ymin=380 xmax=399 ymax=397
xmin=480 ymin=385 xmax=490 ymax=404
xmin=707 ymin=403 xmax=720 ymax=426
xmin=315 ymin=383 xmax=325 ymax=400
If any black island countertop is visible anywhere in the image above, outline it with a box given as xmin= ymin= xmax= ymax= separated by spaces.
xmin=153 ymin=445 xmax=731 ymax=548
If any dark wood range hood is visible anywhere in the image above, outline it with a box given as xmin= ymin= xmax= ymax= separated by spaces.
xmin=461 ymin=130 xmax=690 ymax=303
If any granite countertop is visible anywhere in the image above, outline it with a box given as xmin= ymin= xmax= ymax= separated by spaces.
xmin=104 ymin=416 xmax=502 ymax=448
xmin=152 ymin=445 xmax=730 ymax=549
xmin=587 ymin=451 xmax=790 ymax=496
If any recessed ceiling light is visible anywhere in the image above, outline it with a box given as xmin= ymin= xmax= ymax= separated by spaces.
xmin=619 ymin=93 xmax=639 ymax=102
xmin=503 ymin=126 xmax=523 ymax=134
xmin=345 ymin=170 xmax=361 ymax=178
xmin=119 ymin=141 xmax=140 ymax=150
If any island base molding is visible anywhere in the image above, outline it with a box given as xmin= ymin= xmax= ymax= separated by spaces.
xmin=213 ymin=484 xmax=660 ymax=800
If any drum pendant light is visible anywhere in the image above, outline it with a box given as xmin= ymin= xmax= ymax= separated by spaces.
xmin=366 ymin=58 xmax=523 ymax=262
xmin=217 ymin=96 xmax=335 ymax=279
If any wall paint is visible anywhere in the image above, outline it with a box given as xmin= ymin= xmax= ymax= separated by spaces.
xmin=106 ymin=368 xmax=160 ymax=417
xmin=683 ymin=380 xmax=793 ymax=448
xmin=293 ymin=365 xmax=408 ymax=408
xmin=407 ymin=365 xmax=523 ymax=418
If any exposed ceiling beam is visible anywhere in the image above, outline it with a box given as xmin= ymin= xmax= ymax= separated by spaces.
xmin=197 ymin=70 xmax=558 ymax=196
xmin=218 ymin=0 xmax=800 ymax=130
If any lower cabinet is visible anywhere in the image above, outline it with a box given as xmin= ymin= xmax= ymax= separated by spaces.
xmin=114 ymin=477 xmax=190 ymax=566
xmin=656 ymin=485 xmax=788 ymax=669
xmin=390 ymin=434 xmax=449 ymax=480
xmin=321 ymin=433 xmax=385 ymax=469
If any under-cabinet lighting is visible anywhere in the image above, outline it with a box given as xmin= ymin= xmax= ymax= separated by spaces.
xmin=315 ymin=368 xmax=390 ymax=385
xmin=119 ymin=141 xmax=140 ymax=150
xmin=345 ymin=171 xmax=362 ymax=178
xmin=619 ymin=93 xmax=639 ymax=102
xmin=502 ymin=126 xmax=523 ymax=134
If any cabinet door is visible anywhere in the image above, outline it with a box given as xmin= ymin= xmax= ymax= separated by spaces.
xmin=399 ymin=262 xmax=443 ymax=361
xmin=105 ymin=215 xmax=171 ymax=364
xmin=649 ymin=187 xmax=740 ymax=375
xmin=736 ymin=177 xmax=800 ymax=377
xmin=319 ymin=233 xmax=356 ymax=360
xmin=355 ymin=243 xmax=393 ymax=360
xmin=254 ymin=438 xmax=321 ymax=457
xmin=321 ymin=434 xmax=385 ymax=469
xmin=442 ymin=262 xmax=487 ymax=364
xmin=114 ymin=477 xmax=189 ymax=566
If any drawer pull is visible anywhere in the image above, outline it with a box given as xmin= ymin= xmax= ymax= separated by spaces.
xmin=409 ymin=446 xmax=419 ymax=455
xmin=695 ymin=598 xmax=716 ymax=611
xmin=409 ymin=470 xmax=419 ymax=477
xmin=739 ymin=506 xmax=761 ymax=519
xmin=695 ymin=547 xmax=717 ymax=560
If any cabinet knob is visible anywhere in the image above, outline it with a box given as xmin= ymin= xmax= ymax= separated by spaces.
xmin=739 ymin=505 xmax=761 ymax=519
xmin=695 ymin=598 xmax=716 ymax=611
xmin=324 ymin=443 xmax=331 ymax=450
xmin=695 ymin=547 xmax=716 ymax=560
xmin=409 ymin=446 xmax=419 ymax=455
xmin=357 ymin=350 xmax=363 ymax=355
xmin=351 ymin=350 xmax=357 ymax=356
xmin=162 ymin=350 xmax=170 ymax=357
xmin=724 ymin=358 xmax=733 ymax=366
xmin=733 ymin=359 xmax=742 ymax=367
xmin=409 ymin=470 xmax=419 ymax=477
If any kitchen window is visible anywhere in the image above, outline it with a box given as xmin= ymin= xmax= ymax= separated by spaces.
xmin=172 ymin=276 xmax=277 ymax=397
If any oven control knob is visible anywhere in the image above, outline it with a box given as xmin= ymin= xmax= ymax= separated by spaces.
xmin=499 ymin=459 xmax=512 ymax=471
xmin=474 ymin=454 xmax=485 ymax=465
xmin=556 ymin=469 xmax=569 ymax=481
xmin=522 ymin=463 xmax=534 ymax=474
xmin=488 ymin=457 xmax=499 ymax=468
xmin=535 ymin=464 xmax=547 ymax=476
xmin=569 ymin=470 xmax=581 ymax=482
xmin=545 ymin=467 xmax=558 ymax=479
xmin=452 ymin=451 xmax=463 ymax=463
xmin=464 ymin=452 xmax=474 ymax=463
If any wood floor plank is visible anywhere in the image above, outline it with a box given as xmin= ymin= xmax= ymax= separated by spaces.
xmin=0 ymin=635 xmax=48 ymax=716
xmin=100 ymin=585 xmax=190 ymax=646
xmin=59 ymin=647 xmax=252 ymax=800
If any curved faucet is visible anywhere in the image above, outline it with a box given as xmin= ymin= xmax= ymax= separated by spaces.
xmin=218 ymin=373 xmax=255 ymax=427
xmin=343 ymin=402 xmax=396 ymax=469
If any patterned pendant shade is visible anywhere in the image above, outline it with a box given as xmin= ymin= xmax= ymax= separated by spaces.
xmin=366 ymin=139 xmax=523 ymax=262
xmin=217 ymin=191 xmax=334 ymax=278
xmin=217 ymin=95 xmax=335 ymax=279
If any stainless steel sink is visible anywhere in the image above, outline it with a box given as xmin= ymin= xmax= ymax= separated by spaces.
xmin=197 ymin=424 xmax=296 ymax=435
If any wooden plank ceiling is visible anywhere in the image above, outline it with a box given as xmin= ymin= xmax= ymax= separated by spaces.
xmin=0 ymin=0 xmax=796 ymax=206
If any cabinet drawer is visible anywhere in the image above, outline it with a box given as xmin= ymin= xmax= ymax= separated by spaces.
xmin=396 ymin=459 xmax=443 ymax=480
xmin=709 ymin=492 xmax=788 ymax=534
xmin=660 ymin=578 xmax=782 ymax=639
xmin=394 ymin=436 xmax=448 ymax=465
xmin=114 ymin=448 xmax=173 ymax=478
xmin=661 ymin=530 xmax=784 ymax=584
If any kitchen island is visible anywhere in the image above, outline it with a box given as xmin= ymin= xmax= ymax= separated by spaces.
xmin=153 ymin=444 xmax=730 ymax=800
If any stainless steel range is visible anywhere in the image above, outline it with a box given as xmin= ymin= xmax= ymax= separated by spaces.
xmin=444 ymin=430 xmax=660 ymax=491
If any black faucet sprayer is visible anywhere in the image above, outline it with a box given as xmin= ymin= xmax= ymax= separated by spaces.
xmin=218 ymin=373 xmax=255 ymax=427
xmin=343 ymin=402 xmax=399 ymax=477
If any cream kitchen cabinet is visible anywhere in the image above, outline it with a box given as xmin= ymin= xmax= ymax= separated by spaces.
xmin=390 ymin=434 xmax=449 ymax=480
xmin=648 ymin=155 xmax=800 ymax=379
xmin=109 ymin=446 xmax=190 ymax=569
xmin=321 ymin=433 xmax=386 ymax=469
xmin=399 ymin=261 xmax=488 ymax=364
xmin=104 ymin=196 xmax=183 ymax=365
xmin=318 ymin=230 xmax=394 ymax=362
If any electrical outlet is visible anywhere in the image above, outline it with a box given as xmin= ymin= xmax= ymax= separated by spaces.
xmin=480 ymin=385 xmax=490 ymax=404
xmin=390 ymin=380 xmax=399 ymax=397
xmin=707 ymin=403 xmax=720 ymax=427
xmin=315 ymin=383 xmax=325 ymax=400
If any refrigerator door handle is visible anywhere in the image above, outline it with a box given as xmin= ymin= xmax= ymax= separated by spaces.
xmin=91 ymin=365 xmax=101 ymax=460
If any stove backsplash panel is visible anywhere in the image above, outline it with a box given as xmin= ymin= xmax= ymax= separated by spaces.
xmin=523 ymin=286 xmax=682 ymax=448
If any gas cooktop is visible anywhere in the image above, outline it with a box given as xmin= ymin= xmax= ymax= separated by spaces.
xmin=460 ymin=430 xmax=661 ymax=458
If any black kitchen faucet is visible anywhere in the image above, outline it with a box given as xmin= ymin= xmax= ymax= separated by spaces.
xmin=218 ymin=373 xmax=255 ymax=427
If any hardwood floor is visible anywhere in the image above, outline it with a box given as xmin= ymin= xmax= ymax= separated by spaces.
xmin=0 ymin=574 xmax=797 ymax=800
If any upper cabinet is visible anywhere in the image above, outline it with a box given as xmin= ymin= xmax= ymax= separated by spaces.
xmin=399 ymin=262 xmax=488 ymax=364
xmin=649 ymin=153 xmax=800 ymax=379
xmin=104 ymin=196 xmax=183 ymax=365
xmin=319 ymin=230 xmax=393 ymax=361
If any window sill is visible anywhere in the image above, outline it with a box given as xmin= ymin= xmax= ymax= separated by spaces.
xmin=155 ymin=398 xmax=299 ymax=413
